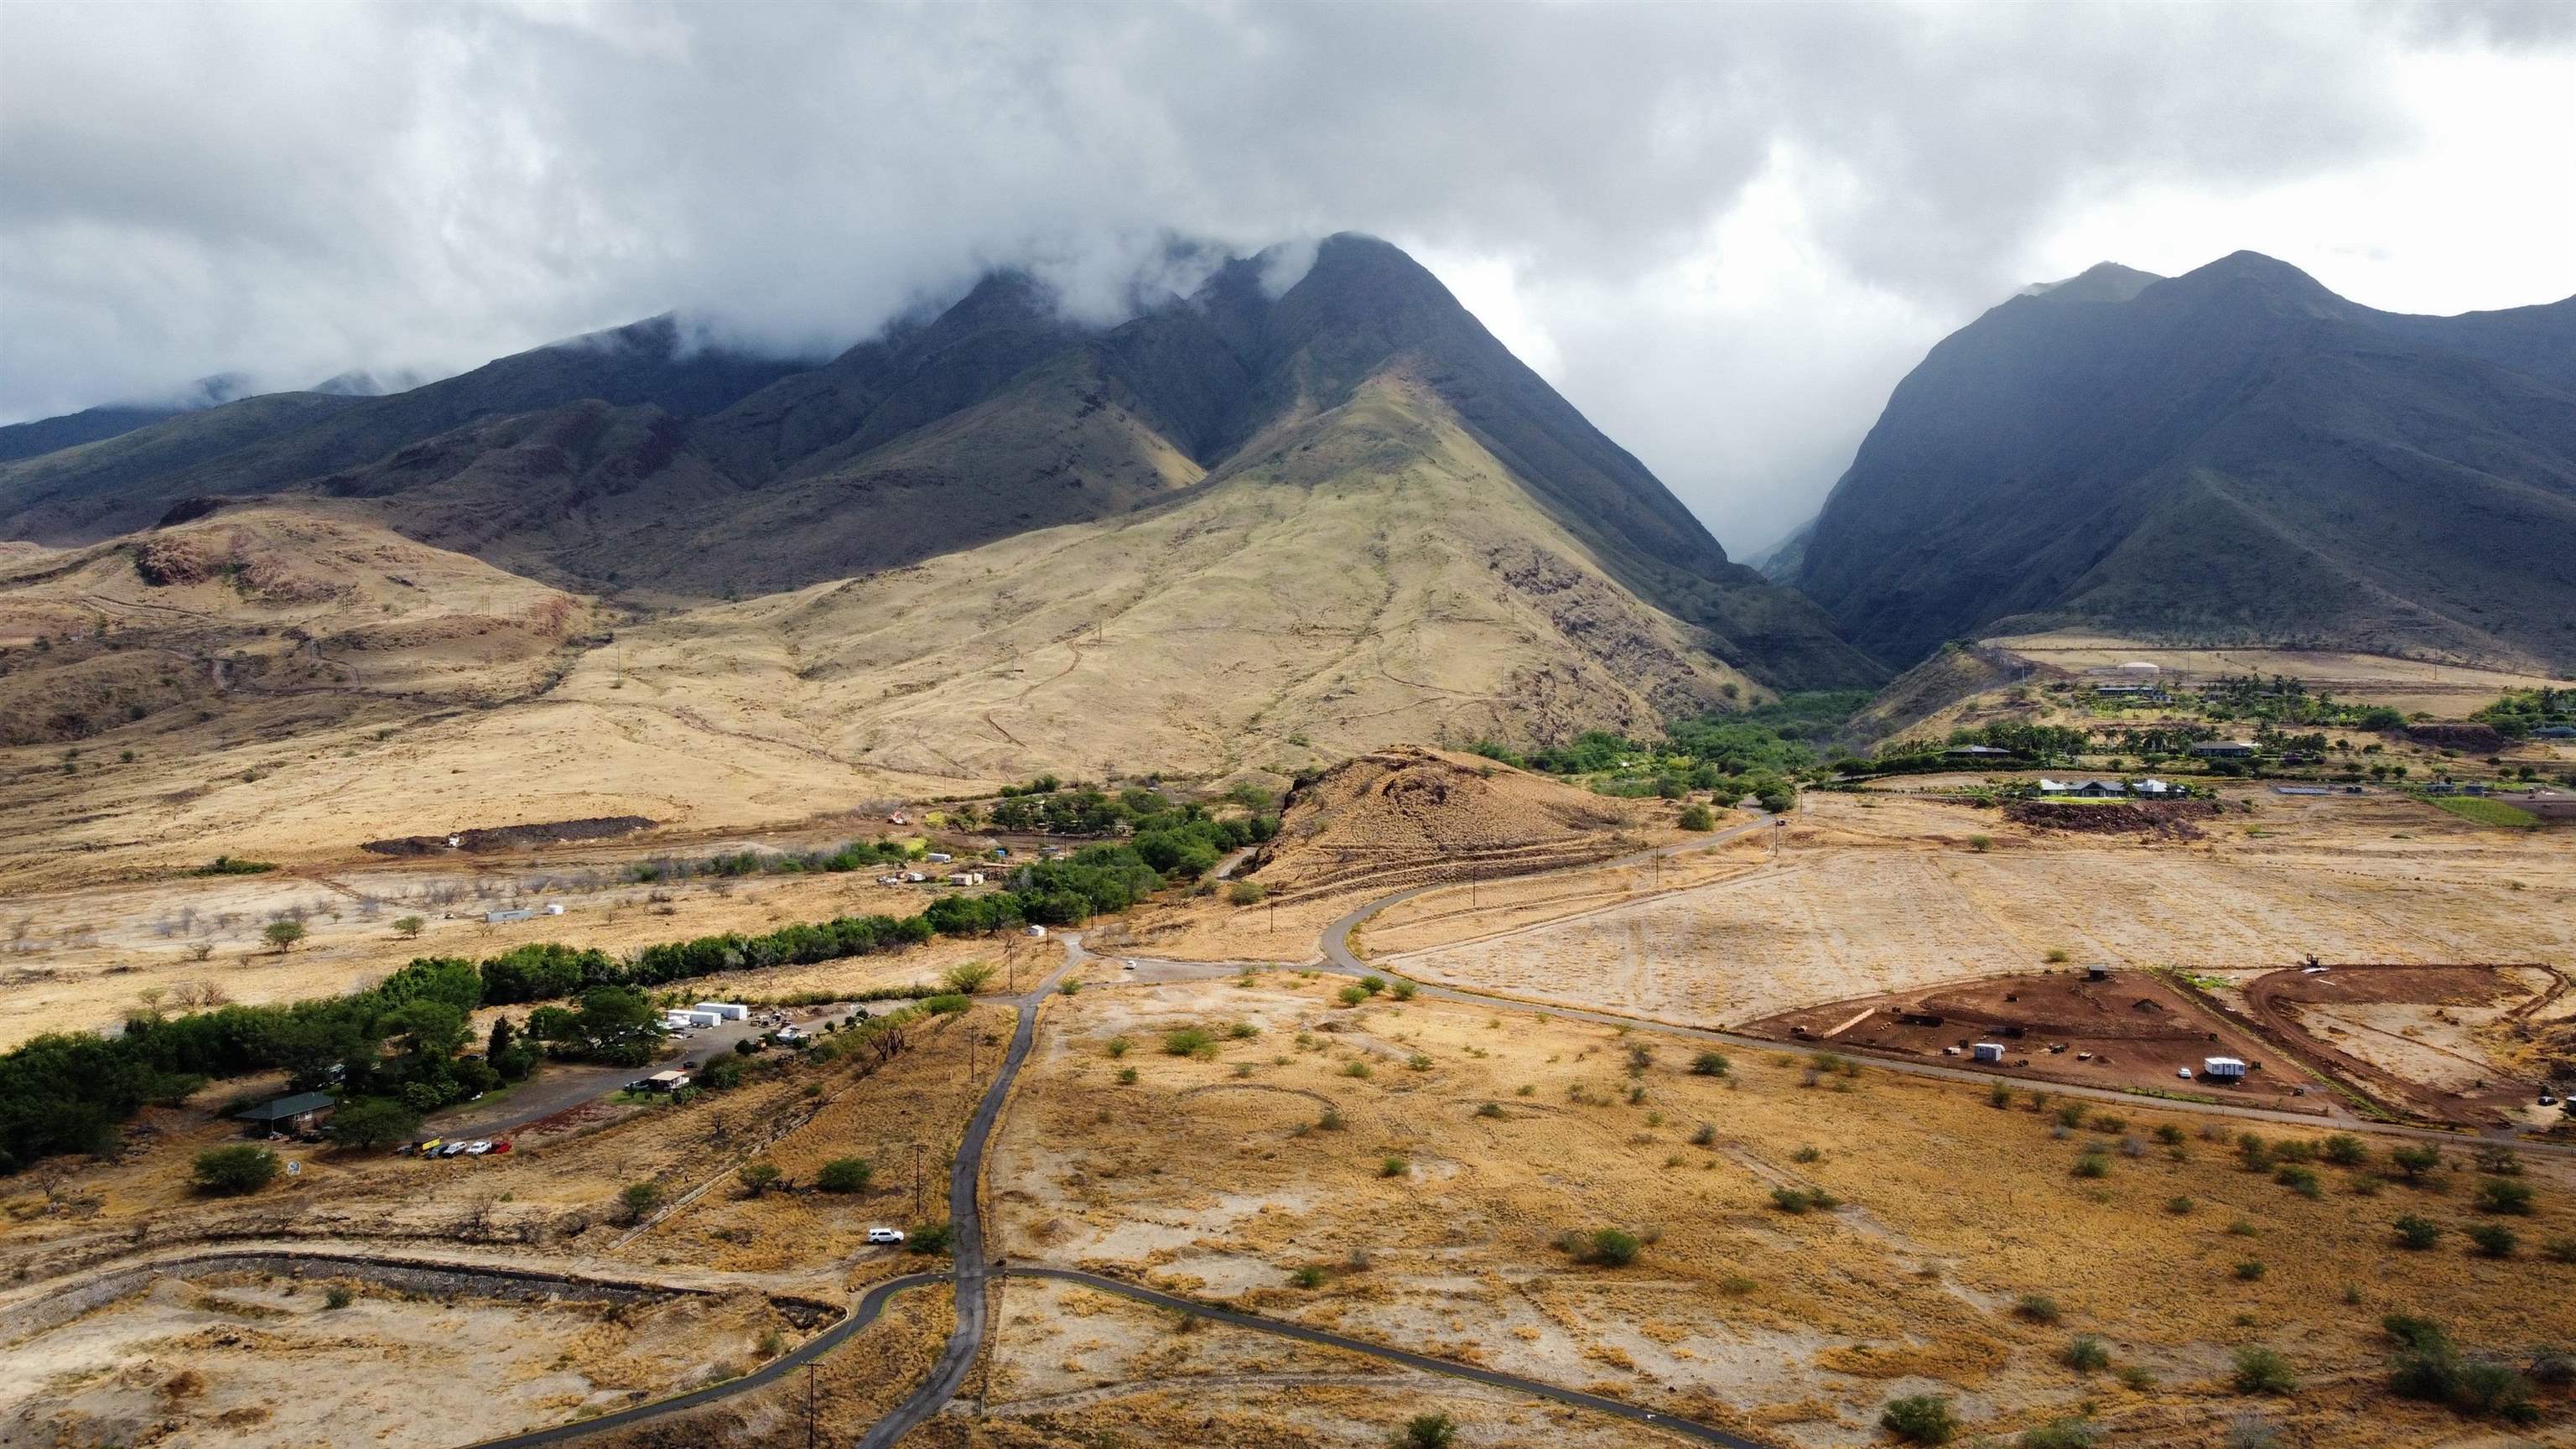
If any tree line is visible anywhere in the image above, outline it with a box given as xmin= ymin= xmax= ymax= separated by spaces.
xmin=0 ymin=839 xmax=1215 ymax=1173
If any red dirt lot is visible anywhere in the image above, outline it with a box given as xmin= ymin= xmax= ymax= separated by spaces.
xmin=1745 ymin=969 xmax=2329 ymax=1109
xmin=2235 ymin=962 xmax=2566 ymax=1129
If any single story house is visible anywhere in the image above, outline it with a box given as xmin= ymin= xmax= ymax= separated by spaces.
xmin=2190 ymin=741 xmax=2258 ymax=758
xmin=485 ymin=907 xmax=534 ymax=924
xmin=1944 ymin=745 xmax=2017 ymax=760
xmin=2038 ymin=779 xmax=2126 ymax=797
xmin=236 ymin=1091 xmax=337 ymax=1137
xmin=2132 ymin=778 xmax=2177 ymax=796
xmin=641 ymin=1070 xmax=693 ymax=1093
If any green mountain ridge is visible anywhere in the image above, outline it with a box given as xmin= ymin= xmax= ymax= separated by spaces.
xmin=1794 ymin=252 xmax=2576 ymax=672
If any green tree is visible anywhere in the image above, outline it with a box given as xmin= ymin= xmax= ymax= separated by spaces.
xmin=2391 ymin=1144 xmax=2441 ymax=1182
xmin=193 ymin=1144 xmax=281 ymax=1196
xmin=817 ymin=1157 xmax=874 ymax=1192
xmin=1678 ymin=803 xmax=1715 ymax=831
xmin=393 ymin=916 xmax=426 ymax=938
xmin=618 ymin=1181 xmax=664 ymax=1224
xmin=737 ymin=1161 xmax=783 ymax=1197
xmin=326 ymin=1098 xmax=421 ymax=1150
xmin=262 ymin=919 xmax=308 ymax=953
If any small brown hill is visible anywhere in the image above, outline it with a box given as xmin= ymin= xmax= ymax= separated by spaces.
xmin=1249 ymin=745 xmax=1647 ymax=901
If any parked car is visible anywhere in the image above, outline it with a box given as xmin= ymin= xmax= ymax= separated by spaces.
xmin=866 ymin=1227 xmax=906 ymax=1245
xmin=417 ymin=1137 xmax=444 ymax=1156
xmin=488 ymin=1140 xmax=513 ymax=1155
xmin=465 ymin=1140 xmax=493 ymax=1156
xmin=439 ymin=1140 xmax=472 ymax=1157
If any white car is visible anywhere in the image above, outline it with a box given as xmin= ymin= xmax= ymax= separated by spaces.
xmin=866 ymin=1227 xmax=906 ymax=1245
xmin=464 ymin=1140 xmax=493 ymax=1156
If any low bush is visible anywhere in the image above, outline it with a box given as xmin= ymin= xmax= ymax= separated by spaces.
xmin=817 ymin=1157 xmax=873 ymax=1192
xmin=2231 ymin=1346 xmax=2297 ymax=1394
xmin=2018 ymin=1420 xmax=2101 ymax=1449
xmin=2062 ymin=1335 xmax=2111 ymax=1372
xmin=2474 ymin=1179 xmax=2534 ymax=1215
xmin=2013 ymin=1294 xmax=2062 ymax=1324
xmin=2392 ymin=1213 xmax=2444 ymax=1249
xmin=1880 ymin=1393 xmax=1960 ymax=1445
xmin=2467 ymin=1223 xmax=2518 ymax=1259
xmin=191 ymin=1145 xmax=279 ymax=1197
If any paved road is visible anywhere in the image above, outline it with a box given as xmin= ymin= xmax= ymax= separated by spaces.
xmin=1006 ymin=1267 xmax=1756 ymax=1446
xmin=855 ymin=963 xmax=1063 ymax=1448
xmin=465 ymin=1270 xmax=944 ymax=1449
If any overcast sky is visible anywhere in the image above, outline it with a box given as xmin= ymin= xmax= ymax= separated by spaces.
xmin=3 ymin=2 xmax=2571 ymax=554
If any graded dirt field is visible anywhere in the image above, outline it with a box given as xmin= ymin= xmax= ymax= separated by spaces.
xmin=1742 ymin=969 xmax=2329 ymax=1110
xmin=1984 ymin=631 xmax=2568 ymax=699
xmin=987 ymin=973 xmax=2576 ymax=1447
xmin=1374 ymin=791 xmax=2576 ymax=1035
xmin=2225 ymin=963 xmax=2571 ymax=1128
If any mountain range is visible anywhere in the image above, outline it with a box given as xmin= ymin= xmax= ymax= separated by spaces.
xmin=1791 ymin=252 xmax=2576 ymax=672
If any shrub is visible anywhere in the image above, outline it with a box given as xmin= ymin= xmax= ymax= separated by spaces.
xmin=2233 ymin=1259 xmax=2267 ymax=1281
xmin=2544 ymin=1236 xmax=2576 ymax=1265
xmin=1380 ymin=1155 xmax=1409 ymax=1178
xmin=906 ymin=1221 xmax=956 ymax=1254
xmin=922 ymin=993 xmax=971 ymax=1015
xmin=324 ymin=1284 xmax=355 ymax=1310
xmin=2236 ymin=1133 xmax=2271 ymax=1171
xmin=2473 ymin=1145 xmax=2522 ymax=1176
xmin=1358 ymin=974 xmax=1387 ymax=995
xmin=1390 ymin=979 xmax=1417 ymax=1001
xmin=2166 ymin=1195 xmax=2195 ymax=1215
xmin=1228 ymin=1020 xmax=1261 ymax=1040
xmin=941 ymin=961 xmax=996 ymax=993
xmin=1679 ymin=803 xmax=1715 ymax=830
xmin=1162 ymin=1026 xmax=1217 ymax=1058
xmin=1394 ymin=1413 xmax=1458 ymax=1449
xmin=262 ymin=920 xmax=308 ymax=953
xmin=1967 ymin=834 xmax=1992 ymax=852
xmin=2382 ymin=1313 xmax=2450 ymax=1352
xmin=2322 ymin=1133 xmax=2368 ymax=1166
xmin=618 ymin=1181 xmax=663 ymax=1224
xmin=2275 ymin=1165 xmax=2321 ymax=1198
xmin=1343 ymin=1061 xmax=1372 ymax=1079
xmin=2018 ymin=1420 xmax=2101 ymax=1449
xmin=1116 ymin=1067 xmax=1138 ymax=1084
xmin=1476 ymin=1102 xmax=1505 ymax=1119
xmin=2062 ymin=1335 xmax=2111 ymax=1372
xmin=2072 ymin=1150 xmax=2110 ymax=1179
xmin=2467 ymin=1223 xmax=2517 ymax=1259
xmin=1226 ymin=880 xmax=1265 ymax=906
xmin=1690 ymin=1050 xmax=1729 ymax=1076
xmin=736 ymin=1161 xmax=782 ymax=1197
xmin=2473 ymin=1179 xmax=2533 ymax=1215
xmin=191 ymin=1145 xmax=280 ymax=1197
xmin=2223 ymin=1413 xmax=2279 ymax=1449
xmin=1337 ymin=984 xmax=1369 ymax=1005
xmin=1289 ymin=1265 xmax=1326 ymax=1289
xmin=1690 ymin=1122 xmax=1716 ymax=1145
xmin=817 ymin=1157 xmax=873 ymax=1192
xmin=2014 ymin=1294 xmax=2062 ymax=1324
xmin=2231 ymin=1346 xmax=2297 ymax=1394
xmin=1879 ymin=1393 xmax=1960 ymax=1445
xmin=393 ymin=916 xmax=426 ymax=938
xmin=1988 ymin=1081 xmax=2013 ymax=1108
xmin=2391 ymin=1143 xmax=2441 ymax=1181
xmin=1105 ymin=1036 xmax=1132 ymax=1058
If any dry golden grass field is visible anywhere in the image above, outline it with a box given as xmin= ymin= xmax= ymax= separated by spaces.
xmin=987 ymin=973 xmax=2576 ymax=1447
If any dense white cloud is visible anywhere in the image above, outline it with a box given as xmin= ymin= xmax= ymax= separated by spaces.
xmin=3 ymin=0 xmax=2569 ymax=551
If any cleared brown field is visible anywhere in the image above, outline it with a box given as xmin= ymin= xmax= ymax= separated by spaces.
xmin=1376 ymin=791 xmax=2576 ymax=1032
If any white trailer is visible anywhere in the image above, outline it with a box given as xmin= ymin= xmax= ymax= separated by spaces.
xmin=1972 ymin=1042 xmax=2006 ymax=1063
xmin=683 ymin=1010 xmax=723 ymax=1029
xmin=2202 ymin=1056 xmax=2249 ymax=1082
xmin=693 ymin=1002 xmax=749 ymax=1021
